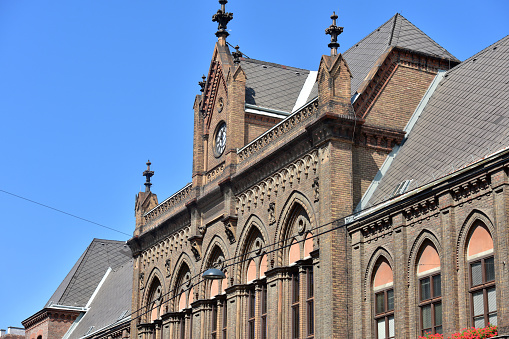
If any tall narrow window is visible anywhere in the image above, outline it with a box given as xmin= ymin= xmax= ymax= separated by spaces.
xmin=306 ymin=267 xmax=314 ymax=338
xmin=373 ymin=260 xmax=394 ymax=339
xmin=222 ymin=299 xmax=228 ymax=339
xmin=261 ymin=284 xmax=267 ymax=339
xmin=417 ymin=244 xmax=442 ymax=335
xmin=211 ymin=304 xmax=218 ymax=339
xmin=292 ymin=272 xmax=300 ymax=339
xmin=467 ymin=224 xmax=496 ymax=327
xmin=248 ymin=288 xmax=256 ymax=339
xmin=179 ymin=316 xmax=185 ymax=339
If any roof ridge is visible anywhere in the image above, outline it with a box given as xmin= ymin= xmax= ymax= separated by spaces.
xmin=392 ymin=14 xmax=459 ymax=62
xmin=344 ymin=14 xmax=396 ymax=54
xmin=241 ymin=58 xmax=312 ymax=72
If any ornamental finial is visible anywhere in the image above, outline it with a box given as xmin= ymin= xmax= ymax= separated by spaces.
xmin=325 ymin=11 xmax=343 ymax=56
xmin=212 ymin=0 xmax=233 ymax=42
xmin=199 ymin=75 xmax=206 ymax=92
xmin=143 ymin=160 xmax=154 ymax=192
xmin=232 ymin=45 xmax=242 ymax=64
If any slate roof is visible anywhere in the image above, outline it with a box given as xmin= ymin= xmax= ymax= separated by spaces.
xmin=343 ymin=13 xmax=459 ymax=95
xmin=68 ymin=260 xmax=133 ymax=339
xmin=367 ymin=35 xmax=509 ymax=206
xmin=47 ymin=239 xmax=132 ymax=308
xmin=241 ymin=58 xmax=311 ymax=113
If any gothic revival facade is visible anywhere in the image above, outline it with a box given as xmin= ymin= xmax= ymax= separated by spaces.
xmin=22 ymin=3 xmax=509 ymax=339
xmin=126 ymin=2 xmax=509 ymax=339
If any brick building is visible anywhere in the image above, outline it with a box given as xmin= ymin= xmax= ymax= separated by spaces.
xmin=23 ymin=2 xmax=509 ymax=339
xmin=126 ymin=2 xmax=509 ymax=339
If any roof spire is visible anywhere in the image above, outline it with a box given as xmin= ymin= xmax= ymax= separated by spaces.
xmin=143 ymin=160 xmax=154 ymax=192
xmin=325 ymin=11 xmax=343 ymax=56
xmin=212 ymin=0 xmax=233 ymax=44
xmin=232 ymin=45 xmax=242 ymax=64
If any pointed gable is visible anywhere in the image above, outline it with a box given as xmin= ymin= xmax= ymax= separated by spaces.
xmin=367 ymin=35 xmax=509 ymax=206
xmin=343 ymin=13 xmax=459 ymax=95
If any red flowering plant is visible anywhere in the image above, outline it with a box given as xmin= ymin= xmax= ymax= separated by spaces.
xmin=418 ymin=324 xmax=497 ymax=339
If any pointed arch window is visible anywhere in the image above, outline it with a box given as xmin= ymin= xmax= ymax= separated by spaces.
xmin=373 ymin=260 xmax=394 ymax=339
xmin=417 ymin=243 xmax=442 ymax=335
xmin=467 ymin=223 xmax=496 ymax=327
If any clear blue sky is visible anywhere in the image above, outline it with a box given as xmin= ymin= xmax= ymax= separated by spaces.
xmin=0 ymin=0 xmax=507 ymax=330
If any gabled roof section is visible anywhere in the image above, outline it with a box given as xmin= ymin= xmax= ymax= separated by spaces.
xmin=46 ymin=239 xmax=132 ymax=308
xmin=241 ymin=58 xmax=313 ymax=113
xmin=366 ymin=35 xmax=509 ymax=206
xmin=67 ymin=260 xmax=133 ymax=339
xmin=343 ymin=13 xmax=459 ymax=95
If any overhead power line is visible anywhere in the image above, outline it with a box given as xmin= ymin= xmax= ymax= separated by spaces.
xmin=0 ymin=189 xmax=131 ymax=237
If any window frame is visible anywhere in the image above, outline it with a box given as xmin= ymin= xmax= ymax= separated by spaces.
xmin=306 ymin=267 xmax=314 ymax=339
xmin=468 ymin=254 xmax=496 ymax=327
xmin=247 ymin=287 xmax=256 ymax=339
xmin=418 ymin=273 xmax=442 ymax=335
xmin=374 ymin=287 xmax=394 ymax=339
xmin=291 ymin=271 xmax=300 ymax=339
xmin=260 ymin=282 xmax=268 ymax=339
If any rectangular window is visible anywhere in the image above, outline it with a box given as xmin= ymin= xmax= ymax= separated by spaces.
xmin=419 ymin=273 xmax=442 ymax=335
xmin=211 ymin=304 xmax=217 ymax=339
xmin=374 ymin=288 xmax=395 ymax=339
xmin=261 ymin=284 xmax=267 ymax=339
xmin=248 ymin=289 xmax=256 ymax=339
xmin=306 ymin=267 xmax=314 ymax=338
xmin=469 ymin=256 xmax=496 ymax=327
xmin=292 ymin=273 xmax=300 ymax=339
xmin=222 ymin=301 xmax=227 ymax=339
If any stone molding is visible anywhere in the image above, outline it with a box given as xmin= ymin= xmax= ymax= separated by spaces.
xmin=237 ymin=99 xmax=318 ymax=163
xmin=144 ymin=183 xmax=192 ymax=223
xmin=236 ymin=150 xmax=319 ymax=215
xmin=205 ymin=162 xmax=225 ymax=184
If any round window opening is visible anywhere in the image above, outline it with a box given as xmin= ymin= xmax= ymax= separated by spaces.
xmin=214 ymin=122 xmax=227 ymax=157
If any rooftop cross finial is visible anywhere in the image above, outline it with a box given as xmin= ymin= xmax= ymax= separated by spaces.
xmin=143 ymin=160 xmax=154 ymax=192
xmin=212 ymin=0 xmax=233 ymax=42
xmin=232 ymin=45 xmax=242 ymax=64
xmin=199 ymin=75 xmax=206 ymax=92
xmin=325 ymin=11 xmax=344 ymax=56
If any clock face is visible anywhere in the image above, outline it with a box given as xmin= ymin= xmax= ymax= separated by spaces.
xmin=214 ymin=123 xmax=227 ymax=157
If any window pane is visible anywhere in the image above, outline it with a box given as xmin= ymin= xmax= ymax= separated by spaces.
xmin=249 ymin=321 xmax=255 ymax=339
xmin=487 ymin=287 xmax=496 ymax=312
xmin=474 ymin=315 xmax=485 ymax=328
xmin=421 ymin=278 xmax=431 ymax=300
xmin=292 ymin=306 xmax=299 ymax=338
xmin=293 ymin=275 xmax=300 ymax=303
xmin=387 ymin=289 xmax=394 ymax=311
xmin=377 ymin=318 xmax=385 ymax=339
xmin=307 ymin=300 xmax=314 ymax=335
xmin=261 ymin=285 xmax=267 ymax=314
xmin=436 ymin=326 xmax=442 ymax=334
xmin=432 ymin=275 xmax=441 ymax=297
xmin=434 ymin=302 xmax=442 ymax=326
xmin=249 ymin=291 xmax=256 ymax=318
xmin=471 ymin=261 xmax=483 ymax=286
xmin=308 ymin=268 xmax=314 ymax=298
xmin=422 ymin=305 xmax=432 ymax=329
xmin=212 ymin=306 xmax=217 ymax=331
xmin=223 ymin=302 xmax=228 ymax=328
xmin=472 ymin=290 xmax=484 ymax=316
xmin=488 ymin=313 xmax=497 ymax=326
xmin=485 ymin=257 xmax=495 ymax=282
xmin=261 ymin=317 xmax=267 ymax=339
xmin=388 ymin=315 xmax=394 ymax=338
xmin=376 ymin=293 xmax=385 ymax=314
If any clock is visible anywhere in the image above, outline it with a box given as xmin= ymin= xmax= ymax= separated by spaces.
xmin=214 ymin=122 xmax=227 ymax=157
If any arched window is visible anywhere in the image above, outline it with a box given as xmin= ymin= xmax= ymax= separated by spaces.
xmin=205 ymin=247 xmax=227 ymax=339
xmin=373 ymin=259 xmax=394 ymax=339
xmin=467 ymin=223 xmax=496 ymax=327
xmin=283 ymin=207 xmax=314 ymax=339
xmin=174 ymin=265 xmax=192 ymax=339
xmin=417 ymin=243 xmax=442 ymax=335
xmin=147 ymin=279 xmax=162 ymax=322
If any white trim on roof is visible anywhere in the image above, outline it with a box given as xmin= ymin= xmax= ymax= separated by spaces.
xmin=292 ymin=71 xmax=317 ymax=113
xmin=245 ymin=107 xmax=289 ymax=119
xmin=245 ymin=104 xmax=290 ymax=117
xmin=354 ymin=71 xmax=446 ymax=212
xmin=86 ymin=267 xmax=111 ymax=309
